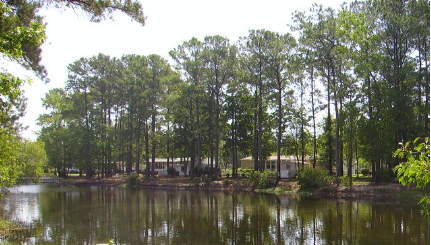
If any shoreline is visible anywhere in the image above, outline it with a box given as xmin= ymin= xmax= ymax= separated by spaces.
xmin=56 ymin=176 xmax=421 ymax=201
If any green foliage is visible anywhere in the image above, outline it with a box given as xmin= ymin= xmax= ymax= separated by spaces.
xmin=222 ymin=169 xmax=232 ymax=177
xmin=394 ymin=137 xmax=430 ymax=214
xmin=59 ymin=0 xmax=146 ymax=24
xmin=394 ymin=138 xmax=430 ymax=188
xmin=0 ymin=0 xmax=146 ymax=188
xmin=126 ymin=174 xmax=140 ymax=187
xmin=224 ymin=168 xmax=277 ymax=188
xmin=324 ymin=175 xmax=337 ymax=185
xmin=0 ymin=1 xmax=46 ymax=78
xmin=32 ymin=0 xmax=430 ymax=188
xmin=0 ymin=129 xmax=22 ymax=188
xmin=360 ymin=169 xmax=370 ymax=176
xmin=237 ymin=168 xmax=255 ymax=178
xmin=0 ymin=73 xmax=26 ymax=130
xmin=298 ymin=168 xmax=330 ymax=190
xmin=340 ymin=176 xmax=352 ymax=187
xmin=18 ymin=140 xmax=47 ymax=181
xmin=0 ymin=122 xmax=47 ymax=188
xmin=248 ymin=170 xmax=277 ymax=189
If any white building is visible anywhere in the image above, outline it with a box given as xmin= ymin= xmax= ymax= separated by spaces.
xmin=240 ymin=155 xmax=302 ymax=178
xmin=149 ymin=158 xmax=190 ymax=176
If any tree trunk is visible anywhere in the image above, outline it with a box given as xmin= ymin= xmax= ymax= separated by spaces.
xmin=310 ymin=66 xmax=317 ymax=168
xmin=326 ymin=74 xmax=333 ymax=175
xmin=215 ymin=93 xmax=220 ymax=169
xmin=151 ymin=105 xmax=156 ymax=175
xmin=277 ymin=85 xmax=282 ymax=179
xmin=145 ymin=120 xmax=150 ymax=174
xmin=253 ymin=89 xmax=259 ymax=171
xmin=258 ymin=75 xmax=264 ymax=171
xmin=300 ymin=77 xmax=305 ymax=168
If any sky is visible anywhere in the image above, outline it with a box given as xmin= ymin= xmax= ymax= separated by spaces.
xmin=17 ymin=0 xmax=344 ymax=140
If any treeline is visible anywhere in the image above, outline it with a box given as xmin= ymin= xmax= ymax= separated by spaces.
xmin=39 ymin=0 xmax=429 ymax=181
xmin=0 ymin=0 xmax=144 ymax=188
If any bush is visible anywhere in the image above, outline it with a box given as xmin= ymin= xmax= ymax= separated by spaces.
xmin=222 ymin=169 xmax=232 ymax=177
xmin=258 ymin=170 xmax=277 ymax=188
xmin=340 ymin=176 xmax=352 ymax=186
xmin=298 ymin=168 xmax=329 ymax=190
xmin=324 ymin=175 xmax=337 ymax=185
xmin=167 ymin=167 xmax=179 ymax=177
xmin=223 ymin=168 xmax=256 ymax=178
xmin=361 ymin=168 xmax=370 ymax=176
xmin=248 ymin=170 xmax=260 ymax=186
xmin=127 ymin=173 xmax=140 ymax=187
xmin=238 ymin=168 xmax=254 ymax=178
xmin=247 ymin=170 xmax=277 ymax=189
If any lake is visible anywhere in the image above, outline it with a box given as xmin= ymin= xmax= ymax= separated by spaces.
xmin=0 ymin=184 xmax=428 ymax=244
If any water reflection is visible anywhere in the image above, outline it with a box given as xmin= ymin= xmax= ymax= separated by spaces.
xmin=1 ymin=185 xmax=429 ymax=245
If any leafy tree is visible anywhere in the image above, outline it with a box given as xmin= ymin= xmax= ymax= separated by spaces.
xmin=394 ymin=138 xmax=430 ymax=214
xmin=34 ymin=0 xmax=430 ymax=184
xmin=264 ymin=31 xmax=296 ymax=178
xmin=170 ymin=38 xmax=206 ymax=169
xmin=0 ymin=130 xmax=22 ymax=187
xmin=38 ymin=88 xmax=73 ymax=177
xmin=1 ymin=0 xmax=145 ymax=187
xmin=202 ymin=35 xmax=235 ymax=168
xmin=18 ymin=140 xmax=48 ymax=181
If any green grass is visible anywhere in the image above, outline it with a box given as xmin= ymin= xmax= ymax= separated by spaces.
xmin=353 ymin=174 xmax=373 ymax=179
xmin=352 ymin=181 xmax=372 ymax=185
xmin=67 ymin=173 xmax=82 ymax=177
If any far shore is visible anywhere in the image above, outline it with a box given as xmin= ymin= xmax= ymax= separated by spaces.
xmin=53 ymin=176 xmax=422 ymax=201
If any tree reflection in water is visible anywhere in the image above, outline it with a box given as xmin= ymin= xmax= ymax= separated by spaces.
xmin=0 ymin=185 xmax=429 ymax=244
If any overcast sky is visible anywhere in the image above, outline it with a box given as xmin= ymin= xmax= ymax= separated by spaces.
xmin=17 ymin=0 xmax=344 ymax=140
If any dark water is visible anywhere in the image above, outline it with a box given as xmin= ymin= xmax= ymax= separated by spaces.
xmin=0 ymin=185 xmax=428 ymax=245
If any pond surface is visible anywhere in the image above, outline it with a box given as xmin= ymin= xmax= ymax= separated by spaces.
xmin=0 ymin=184 xmax=428 ymax=245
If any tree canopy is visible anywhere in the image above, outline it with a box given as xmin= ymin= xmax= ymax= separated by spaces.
xmin=0 ymin=0 xmax=145 ymax=187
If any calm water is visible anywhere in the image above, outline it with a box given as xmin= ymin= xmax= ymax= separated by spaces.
xmin=0 ymin=185 xmax=428 ymax=245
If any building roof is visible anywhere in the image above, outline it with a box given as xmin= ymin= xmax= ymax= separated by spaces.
xmin=147 ymin=158 xmax=215 ymax=164
xmin=151 ymin=158 xmax=184 ymax=163
xmin=240 ymin=155 xmax=311 ymax=161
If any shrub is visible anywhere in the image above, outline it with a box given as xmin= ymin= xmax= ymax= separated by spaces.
xmin=340 ymin=176 xmax=352 ymax=186
xmin=127 ymin=173 xmax=140 ymax=187
xmin=324 ymin=175 xmax=337 ymax=185
xmin=258 ymin=170 xmax=277 ymax=188
xmin=222 ymin=169 xmax=232 ymax=177
xmin=247 ymin=170 xmax=277 ymax=189
xmin=361 ymin=168 xmax=370 ymax=176
xmin=248 ymin=170 xmax=260 ymax=187
xmin=298 ymin=168 xmax=329 ymax=190
xmin=238 ymin=168 xmax=254 ymax=178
